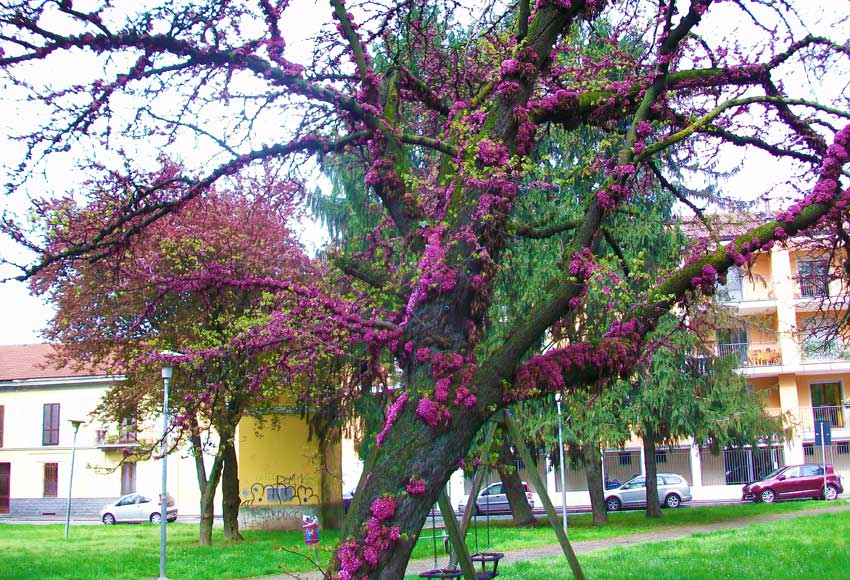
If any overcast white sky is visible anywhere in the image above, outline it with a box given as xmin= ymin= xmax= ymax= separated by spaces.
xmin=0 ymin=0 xmax=847 ymax=345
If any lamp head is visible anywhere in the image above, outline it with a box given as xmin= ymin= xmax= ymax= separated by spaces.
xmin=69 ymin=419 xmax=84 ymax=432
xmin=161 ymin=366 xmax=173 ymax=380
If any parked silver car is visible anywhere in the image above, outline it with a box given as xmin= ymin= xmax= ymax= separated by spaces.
xmin=457 ymin=481 xmax=538 ymax=515
xmin=604 ymin=473 xmax=692 ymax=511
xmin=100 ymin=492 xmax=178 ymax=524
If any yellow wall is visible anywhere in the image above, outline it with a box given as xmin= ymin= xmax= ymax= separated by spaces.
xmin=237 ymin=413 xmax=341 ymax=530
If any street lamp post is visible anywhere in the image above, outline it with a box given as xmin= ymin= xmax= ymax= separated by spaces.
xmin=159 ymin=364 xmax=173 ymax=580
xmin=555 ymin=393 xmax=567 ymax=534
xmin=64 ymin=419 xmax=84 ymax=539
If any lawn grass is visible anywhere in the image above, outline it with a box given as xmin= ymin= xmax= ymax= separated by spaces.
xmin=411 ymin=499 xmax=843 ymax=555
xmin=503 ymin=510 xmax=850 ymax=580
xmin=0 ymin=500 xmax=842 ymax=579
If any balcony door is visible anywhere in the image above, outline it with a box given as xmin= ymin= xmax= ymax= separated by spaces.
xmin=811 ymin=382 xmax=843 ymax=428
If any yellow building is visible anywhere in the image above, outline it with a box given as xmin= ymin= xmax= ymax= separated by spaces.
xmin=0 ymin=344 xmax=342 ymax=530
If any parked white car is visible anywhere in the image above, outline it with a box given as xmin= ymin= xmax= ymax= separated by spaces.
xmin=604 ymin=473 xmax=692 ymax=511
xmin=457 ymin=481 xmax=538 ymax=515
xmin=100 ymin=492 xmax=177 ymax=524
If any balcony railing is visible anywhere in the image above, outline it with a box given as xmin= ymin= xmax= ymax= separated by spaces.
xmin=716 ymin=342 xmax=782 ymax=367
xmin=715 ymin=275 xmax=775 ymax=303
xmin=798 ymin=406 xmax=850 ymax=432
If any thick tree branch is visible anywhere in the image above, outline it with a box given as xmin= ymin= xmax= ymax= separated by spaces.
xmin=14 ymin=132 xmax=368 ymax=281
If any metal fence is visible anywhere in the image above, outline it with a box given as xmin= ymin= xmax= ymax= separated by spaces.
xmin=716 ymin=342 xmax=782 ymax=367
xmin=700 ymin=446 xmax=784 ymax=486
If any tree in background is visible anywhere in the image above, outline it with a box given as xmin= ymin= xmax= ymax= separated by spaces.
xmin=1 ymin=1 xmax=849 ymax=577
xmin=624 ymin=316 xmax=788 ymax=518
xmin=33 ymin=182 xmax=353 ymax=544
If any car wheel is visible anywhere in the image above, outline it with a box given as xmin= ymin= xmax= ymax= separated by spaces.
xmin=605 ymin=497 xmax=621 ymax=512
xmin=664 ymin=493 xmax=681 ymax=509
xmin=760 ymin=489 xmax=776 ymax=504
xmin=824 ymin=485 xmax=839 ymax=501
xmin=102 ymin=513 xmax=116 ymax=525
xmin=150 ymin=512 xmax=162 ymax=524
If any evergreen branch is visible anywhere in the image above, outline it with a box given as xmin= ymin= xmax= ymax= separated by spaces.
xmin=648 ymin=162 xmax=716 ymax=241
xmin=509 ymin=218 xmax=579 ymax=239
xmin=601 ymin=228 xmax=630 ymax=277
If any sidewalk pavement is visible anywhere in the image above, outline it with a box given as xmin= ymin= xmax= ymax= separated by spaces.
xmin=259 ymin=503 xmax=850 ymax=580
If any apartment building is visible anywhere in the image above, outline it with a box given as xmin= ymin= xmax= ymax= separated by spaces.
xmin=712 ymin=238 xmax=849 ymax=478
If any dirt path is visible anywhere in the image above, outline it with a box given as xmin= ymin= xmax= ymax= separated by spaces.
xmin=258 ymin=503 xmax=850 ymax=580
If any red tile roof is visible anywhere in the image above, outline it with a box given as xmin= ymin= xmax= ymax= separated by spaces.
xmin=0 ymin=344 xmax=110 ymax=381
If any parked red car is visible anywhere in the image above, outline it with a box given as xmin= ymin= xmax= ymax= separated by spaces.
xmin=742 ymin=464 xmax=843 ymax=503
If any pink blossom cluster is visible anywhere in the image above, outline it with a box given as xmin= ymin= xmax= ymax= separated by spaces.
xmin=776 ymin=124 xmax=850 ymax=227
xmin=416 ymin=397 xmax=451 ymax=427
xmin=532 ymin=88 xmax=580 ymax=114
xmin=335 ymin=496 xmax=401 ymax=578
xmin=514 ymin=339 xmax=634 ymax=398
xmin=402 ymin=226 xmax=458 ymax=326
xmin=476 ymin=140 xmax=510 ymax=167
xmin=406 ymin=477 xmax=427 ymax=495
xmin=376 ymin=392 xmax=408 ymax=447
xmin=689 ymin=263 xmax=718 ymax=292
xmin=568 ymin=248 xmax=596 ymax=279
xmin=453 ymin=385 xmax=477 ymax=408
xmin=604 ymin=317 xmax=643 ymax=342
xmin=514 ymin=106 xmax=538 ymax=155
xmin=337 ymin=540 xmax=365 ymax=580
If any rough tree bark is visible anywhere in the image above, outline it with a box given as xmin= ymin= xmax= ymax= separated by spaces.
xmin=495 ymin=436 xmax=537 ymax=526
xmin=643 ymin=432 xmax=662 ymax=518
xmin=221 ymin=440 xmax=243 ymax=541
xmin=582 ymin=443 xmax=608 ymax=526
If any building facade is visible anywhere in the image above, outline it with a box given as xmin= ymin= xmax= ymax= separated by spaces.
xmin=0 ymin=344 xmax=342 ymax=529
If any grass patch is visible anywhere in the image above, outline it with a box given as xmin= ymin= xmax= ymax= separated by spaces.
xmin=0 ymin=500 xmax=841 ymax=579
xmin=503 ymin=510 xmax=850 ymax=579
xmin=410 ymin=499 xmax=842 ymax=556
xmin=0 ymin=524 xmax=337 ymax=580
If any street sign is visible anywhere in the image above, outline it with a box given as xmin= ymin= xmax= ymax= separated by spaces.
xmin=815 ymin=421 xmax=832 ymax=446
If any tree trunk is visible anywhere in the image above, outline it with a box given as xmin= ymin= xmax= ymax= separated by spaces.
xmin=582 ymin=443 xmax=607 ymax=525
xmin=496 ymin=436 xmax=537 ymax=526
xmin=337 ymin=402 xmax=488 ymax=579
xmin=191 ymin=433 xmax=225 ymax=545
xmin=221 ymin=440 xmax=243 ymax=541
xmin=643 ymin=433 xmax=661 ymax=518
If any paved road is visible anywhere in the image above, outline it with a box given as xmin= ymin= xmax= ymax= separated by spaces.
xmin=257 ymin=503 xmax=850 ymax=580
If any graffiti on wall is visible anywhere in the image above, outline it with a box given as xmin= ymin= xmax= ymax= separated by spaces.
xmin=240 ymin=473 xmax=321 ymax=530
xmin=238 ymin=505 xmax=318 ymax=530
xmin=241 ymin=473 xmax=320 ymax=507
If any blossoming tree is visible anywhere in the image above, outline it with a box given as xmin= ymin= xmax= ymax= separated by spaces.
xmin=1 ymin=1 xmax=849 ymax=577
